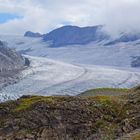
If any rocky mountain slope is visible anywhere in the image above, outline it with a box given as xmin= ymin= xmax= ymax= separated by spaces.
xmin=23 ymin=25 xmax=109 ymax=47
xmin=0 ymin=86 xmax=139 ymax=140
xmin=0 ymin=40 xmax=25 ymax=71
xmin=0 ymin=40 xmax=26 ymax=90
xmin=43 ymin=25 xmax=109 ymax=47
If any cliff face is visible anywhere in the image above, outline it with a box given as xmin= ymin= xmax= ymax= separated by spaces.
xmin=0 ymin=87 xmax=139 ymax=140
xmin=0 ymin=40 xmax=26 ymax=90
xmin=0 ymin=40 xmax=25 ymax=71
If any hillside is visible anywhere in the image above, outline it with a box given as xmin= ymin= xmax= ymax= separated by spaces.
xmin=0 ymin=40 xmax=26 ymax=91
xmin=0 ymin=86 xmax=139 ymax=140
xmin=0 ymin=40 xmax=25 ymax=71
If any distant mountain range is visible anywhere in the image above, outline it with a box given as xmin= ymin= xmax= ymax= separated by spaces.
xmin=24 ymin=25 xmax=140 ymax=47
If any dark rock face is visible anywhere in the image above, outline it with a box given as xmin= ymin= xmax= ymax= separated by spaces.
xmin=0 ymin=40 xmax=26 ymax=90
xmin=131 ymin=56 xmax=140 ymax=67
xmin=43 ymin=25 xmax=109 ymax=47
xmin=0 ymin=87 xmax=139 ymax=140
xmin=24 ymin=31 xmax=42 ymax=37
xmin=0 ymin=41 xmax=25 ymax=71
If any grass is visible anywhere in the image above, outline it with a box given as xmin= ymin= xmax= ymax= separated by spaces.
xmin=4 ymin=87 xmax=130 ymax=112
xmin=80 ymin=88 xmax=129 ymax=96
xmin=13 ymin=92 xmax=123 ymax=112
xmin=87 ymin=95 xmax=113 ymax=103
xmin=13 ymin=95 xmax=66 ymax=112
xmin=13 ymin=93 xmax=119 ymax=112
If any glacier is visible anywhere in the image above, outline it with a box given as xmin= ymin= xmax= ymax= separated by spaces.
xmin=0 ymin=34 xmax=140 ymax=101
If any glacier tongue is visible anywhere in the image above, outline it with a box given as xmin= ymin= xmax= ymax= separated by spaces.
xmin=0 ymin=56 xmax=140 ymax=101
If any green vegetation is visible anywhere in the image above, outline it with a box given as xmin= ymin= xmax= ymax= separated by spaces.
xmin=13 ymin=95 xmax=66 ymax=112
xmin=80 ymin=88 xmax=129 ymax=96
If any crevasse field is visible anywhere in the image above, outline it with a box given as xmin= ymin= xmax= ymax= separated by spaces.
xmin=0 ymin=35 xmax=140 ymax=101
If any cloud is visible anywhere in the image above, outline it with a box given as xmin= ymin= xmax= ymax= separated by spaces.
xmin=0 ymin=0 xmax=140 ymax=35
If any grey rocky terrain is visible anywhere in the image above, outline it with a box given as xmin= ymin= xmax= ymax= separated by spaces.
xmin=0 ymin=40 xmax=26 ymax=90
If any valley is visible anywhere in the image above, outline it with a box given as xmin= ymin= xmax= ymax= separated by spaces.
xmin=0 ymin=22 xmax=139 ymax=140
xmin=0 ymin=26 xmax=139 ymax=102
xmin=0 ymin=55 xmax=140 ymax=102
xmin=0 ymin=0 xmax=140 ymax=139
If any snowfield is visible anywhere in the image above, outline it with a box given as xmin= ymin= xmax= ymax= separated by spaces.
xmin=0 ymin=56 xmax=140 ymax=102
xmin=0 ymin=35 xmax=140 ymax=101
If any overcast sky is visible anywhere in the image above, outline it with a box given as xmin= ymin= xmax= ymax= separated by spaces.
xmin=0 ymin=0 xmax=140 ymax=35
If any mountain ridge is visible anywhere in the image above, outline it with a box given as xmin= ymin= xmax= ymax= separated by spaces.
xmin=24 ymin=25 xmax=140 ymax=47
xmin=25 ymin=25 xmax=110 ymax=47
xmin=43 ymin=25 xmax=109 ymax=47
xmin=24 ymin=31 xmax=42 ymax=38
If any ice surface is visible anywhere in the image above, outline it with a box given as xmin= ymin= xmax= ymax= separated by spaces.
xmin=0 ymin=35 xmax=140 ymax=101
